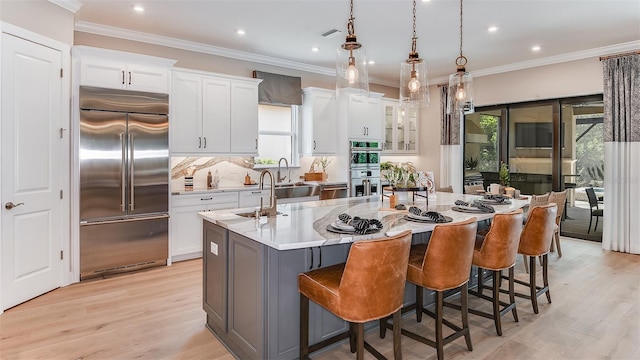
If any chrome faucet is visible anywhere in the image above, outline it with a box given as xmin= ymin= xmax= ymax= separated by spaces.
xmin=277 ymin=157 xmax=289 ymax=183
xmin=259 ymin=169 xmax=278 ymax=217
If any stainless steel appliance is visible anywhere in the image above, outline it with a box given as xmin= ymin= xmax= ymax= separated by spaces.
xmin=79 ymin=86 xmax=169 ymax=280
xmin=349 ymin=141 xmax=382 ymax=197
xmin=319 ymin=182 xmax=349 ymax=200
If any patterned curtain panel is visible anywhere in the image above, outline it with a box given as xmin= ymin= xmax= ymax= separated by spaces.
xmin=603 ymin=54 xmax=640 ymax=142
xmin=439 ymin=85 xmax=460 ymax=145
xmin=602 ymin=53 xmax=640 ymax=254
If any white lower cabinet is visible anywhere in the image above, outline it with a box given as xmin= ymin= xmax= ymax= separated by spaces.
xmin=170 ymin=192 xmax=238 ymax=261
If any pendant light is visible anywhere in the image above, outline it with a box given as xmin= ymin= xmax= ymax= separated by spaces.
xmin=336 ymin=0 xmax=369 ymax=98
xmin=400 ymin=0 xmax=429 ymax=108
xmin=447 ymin=0 xmax=474 ymax=114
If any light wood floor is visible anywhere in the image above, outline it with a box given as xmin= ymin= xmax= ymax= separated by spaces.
xmin=1 ymin=237 xmax=638 ymax=360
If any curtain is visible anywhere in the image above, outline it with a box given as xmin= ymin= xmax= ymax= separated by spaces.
xmin=602 ymin=54 xmax=640 ymax=254
xmin=252 ymin=71 xmax=302 ymax=106
xmin=439 ymin=85 xmax=463 ymax=193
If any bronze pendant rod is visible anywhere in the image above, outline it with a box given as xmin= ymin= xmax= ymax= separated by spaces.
xmin=599 ymin=50 xmax=640 ymax=61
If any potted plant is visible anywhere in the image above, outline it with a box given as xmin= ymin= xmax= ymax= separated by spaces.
xmin=498 ymin=161 xmax=510 ymax=193
xmin=465 ymin=156 xmax=478 ymax=170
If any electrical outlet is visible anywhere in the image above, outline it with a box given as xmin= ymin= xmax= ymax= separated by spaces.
xmin=210 ymin=241 xmax=218 ymax=255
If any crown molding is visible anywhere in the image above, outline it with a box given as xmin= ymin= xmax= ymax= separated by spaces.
xmin=75 ymin=21 xmax=638 ymax=89
xmin=75 ymin=21 xmax=397 ymax=87
xmin=430 ymin=40 xmax=640 ymax=84
xmin=49 ymin=0 xmax=82 ymax=13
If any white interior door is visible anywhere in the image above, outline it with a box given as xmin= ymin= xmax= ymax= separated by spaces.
xmin=1 ymin=33 xmax=64 ymax=310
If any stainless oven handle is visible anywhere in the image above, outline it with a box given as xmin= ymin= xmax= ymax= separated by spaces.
xmin=321 ymin=186 xmax=348 ymax=191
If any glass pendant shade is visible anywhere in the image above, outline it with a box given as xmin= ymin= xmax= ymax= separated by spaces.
xmin=336 ymin=44 xmax=369 ymax=98
xmin=447 ymin=68 xmax=474 ymax=114
xmin=400 ymin=58 xmax=429 ymax=108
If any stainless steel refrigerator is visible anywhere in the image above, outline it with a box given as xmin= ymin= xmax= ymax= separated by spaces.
xmin=79 ymin=86 xmax=169 ymax=280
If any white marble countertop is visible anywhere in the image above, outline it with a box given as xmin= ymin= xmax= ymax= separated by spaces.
xmin=199 ymin=193 xmax=529 ymax=251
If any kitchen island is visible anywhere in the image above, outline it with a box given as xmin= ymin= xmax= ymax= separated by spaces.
xmin=199 ymin=193 xmax=528 ymax=359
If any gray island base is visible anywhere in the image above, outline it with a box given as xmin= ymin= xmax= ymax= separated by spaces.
xmin=200 ymin=195 xmax=528 ymax=359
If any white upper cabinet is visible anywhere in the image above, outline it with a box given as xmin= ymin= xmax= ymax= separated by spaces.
xmin=301 ymin=87 xmax=337 ymax=155
xmin=74 ymin=46 xmax=175 ymax=93
xmin=230 ymin=82 xmax=260 ymax=154
xmin=382 ymin=99 xmax=419 ymax=154
xmin=170 ymin=68 xmax=260 ymax=156
xmin=347 ymin=95 xmax=382 ymax=141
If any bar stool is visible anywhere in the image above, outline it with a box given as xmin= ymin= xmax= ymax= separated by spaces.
xmin=384 ymin=218 xmax=477 ymax=360
xmin=513 ymin=203 xmax=557 ymax=314
xmin=298 ymin=230 xmax=412 ymax=360
xmin=464 ymin=209 xmax=523 ymax=336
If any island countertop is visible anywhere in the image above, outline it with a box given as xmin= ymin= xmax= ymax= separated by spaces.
xmin=199 ymin=192 xmax=529 ymax=251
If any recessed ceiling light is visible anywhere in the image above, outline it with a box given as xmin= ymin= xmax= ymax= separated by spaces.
xmin=487 ymin=25 xmax=500 ymax=33
xmin=532 ymin=45 xmax=542 ymax=52
xmin=368 ymin=60 xmax=375 ymax=65
xmin=311 ymin=47 xmax=320 ymax=52
xmin=236 ymin=29 xmax=246 ymax=35
xmin=133 ymin=5 xmax=144 ymax=13
xmin=421 ymin=0 xmax=431 ymax=2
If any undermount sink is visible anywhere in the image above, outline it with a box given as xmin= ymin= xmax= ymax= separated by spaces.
xmin=274 ymin=182 xmax=307 ymax=188
xmin=274 ymin=184 xmax=320 ymax=199
xmin=236 ymin=211 xmax=283 ymax=218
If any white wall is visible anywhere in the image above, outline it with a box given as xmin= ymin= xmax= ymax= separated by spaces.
xmin=0 ymin=0 xmax=74 ymax=45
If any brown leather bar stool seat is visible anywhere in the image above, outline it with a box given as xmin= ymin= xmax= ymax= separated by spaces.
xmin=298 ymin=230 xmax=412 ymax=360
xmin=383 ymin=218 xmax=477 ymax=360
xmin=460 ymin=209 xmax=523 ymax=336
xmin=510 ymin=203 xmax=557 ymax=314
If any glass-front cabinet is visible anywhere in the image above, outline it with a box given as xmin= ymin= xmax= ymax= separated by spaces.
xmin=382 ymin=99 xmax=418 ymax=154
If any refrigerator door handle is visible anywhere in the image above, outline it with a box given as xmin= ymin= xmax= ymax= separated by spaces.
xmin=80 ymin=213 xmax=170 ymax=226
xmin=120 ymin=133 xmax=126 ymax=212
xmin=129 ymin=133 xmax=135 ymax=211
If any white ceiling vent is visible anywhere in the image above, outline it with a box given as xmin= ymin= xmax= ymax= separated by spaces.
xmin=321 ymin=29 xmax=342 ymax=39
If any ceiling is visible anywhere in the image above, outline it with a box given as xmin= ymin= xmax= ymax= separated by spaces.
xmin=74 ymin=0 xmax=640 ymax=86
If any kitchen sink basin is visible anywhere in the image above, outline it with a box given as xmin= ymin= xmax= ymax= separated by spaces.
xmin=274 ymin=182 xmax=308 ymax=188
xmin=274 ymin=184 xmax=320 ymax=199
xmin=236 ymin=210 xmax=283 ymax=218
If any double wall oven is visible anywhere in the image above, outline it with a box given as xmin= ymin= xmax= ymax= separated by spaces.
xmin=349 ymin=141 xmax=382 ymax=197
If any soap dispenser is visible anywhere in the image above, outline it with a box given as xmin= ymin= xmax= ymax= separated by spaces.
xmin=207 ymin=170 xmax=213 ymax=189
xmin=244 ymin=172 xmax=251 ymax=185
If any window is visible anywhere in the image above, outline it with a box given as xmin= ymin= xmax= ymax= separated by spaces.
xmin=255 ymin=104 xmax=299 ymax=166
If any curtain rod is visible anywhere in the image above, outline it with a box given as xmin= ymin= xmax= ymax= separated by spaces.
xmin=599 ymin=50 xmax=640 ymax=61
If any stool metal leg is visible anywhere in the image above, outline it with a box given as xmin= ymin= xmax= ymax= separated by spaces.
xmin=300 ymin=294 xmax=310 ymax=360
xmin=529 ymin=255 xmax=539 ymax=314
xmin=356 ymin=322 xmax=364 ymax=360
xmin=460 ymin=283 xmax=473 ymax=351
xmin=393 ymin=309 xmax=402 ymax=360
xmin=435 ymin=290 xmax=444 ymax=360
xmin=492 ymin=270 xmax=503 ymax=336
xmin=416 ymin=285 xmax=424 ymax=323
xmin=350 ymin=322 xmax=357 ymax=353
xmin=543 ymin=254 xmax=551 ymax=304
xmin=509 ymin=266 xmax=518 ymax=322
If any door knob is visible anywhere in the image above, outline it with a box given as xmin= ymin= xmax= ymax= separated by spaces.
xmin=5 ymin=202 xmax=24 ymax=210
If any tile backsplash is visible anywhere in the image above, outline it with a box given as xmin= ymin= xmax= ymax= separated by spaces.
xmin=171 ymin=156 xmax=338 ymax=190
